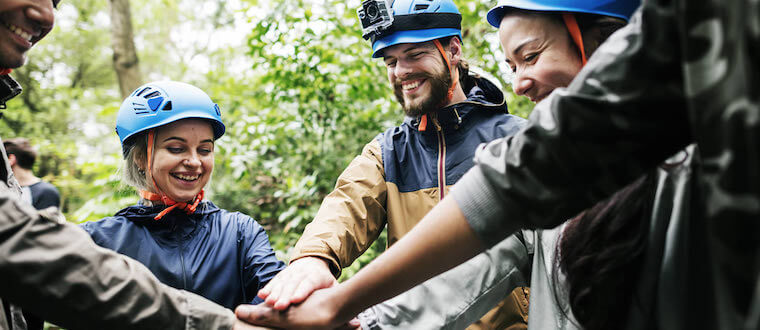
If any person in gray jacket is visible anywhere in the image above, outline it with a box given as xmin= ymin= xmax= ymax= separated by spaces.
xmin=235 ymin=0 xmax=758 ymax=329
xmin=0 ymin=1 xmax=265 ymax=329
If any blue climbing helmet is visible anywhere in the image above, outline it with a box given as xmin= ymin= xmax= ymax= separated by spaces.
xmin=358 ymin=0 xmax=462 ymax=58
xmin=115 ymin=81 xmax=225 ymax=156
xmin=486 ymin=0 xmax=639 ymax=27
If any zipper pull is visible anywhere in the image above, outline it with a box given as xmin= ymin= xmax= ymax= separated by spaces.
xmin=454 ymin=107 xmax=462 ymax=125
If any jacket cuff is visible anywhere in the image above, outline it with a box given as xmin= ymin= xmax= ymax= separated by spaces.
xmin=451 ymin=167 xmax=519 ymax=248
xmin=183 ymin=290 xmax=235 ymax=330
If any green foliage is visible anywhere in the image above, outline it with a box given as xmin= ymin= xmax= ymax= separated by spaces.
xmin=3 ymin=0 xmax=534 ymax=278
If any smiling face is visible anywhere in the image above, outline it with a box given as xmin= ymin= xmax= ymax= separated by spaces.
xmin=0 ymin=0 xmax=56 ymax=69
xmin=140 ymin=119 xmax=215 ymax=203
xmin=499 ymin=11 xmax=583 ymax=103
xmin=382 ymin=39 xmax=462 ymax=117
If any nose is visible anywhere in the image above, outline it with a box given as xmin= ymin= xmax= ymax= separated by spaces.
xmin=511 ymin=69 xmax=533 ymax=97
xmin=184 ymin=154 xmax=202 ymax=168
xmin=393 ymin=60 xmax=413 ymax=80
xmin=26 ymin=0 xmax=55 ymax=32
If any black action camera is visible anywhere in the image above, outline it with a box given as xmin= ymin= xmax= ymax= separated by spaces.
xmin=357 ymin=0 xmax=394 ymax=40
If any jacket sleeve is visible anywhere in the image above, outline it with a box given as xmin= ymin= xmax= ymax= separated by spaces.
xmin=0 ymin=191 xmax=236 ymax=330
xmin=290 ymin=139 xmax=387 ymax=276
xmin=452 ymin=6 xmax=693 ymax=247
xmin=238 ymin=213 xmax=287 ymax=304
xmin=358 ymin=231 xmax=533 ymax=330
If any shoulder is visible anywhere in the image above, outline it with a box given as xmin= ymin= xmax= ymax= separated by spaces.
xmin=79 ymin=215 xmax=131 ymax=240
xmin=472 ymin=113 xmax=527 ymax=137
xmin=30 ymin=181 xmax=59 ymax=194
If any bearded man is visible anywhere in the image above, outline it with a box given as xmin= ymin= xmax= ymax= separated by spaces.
xmin=256 ymin=1 xmax=530 ymax=329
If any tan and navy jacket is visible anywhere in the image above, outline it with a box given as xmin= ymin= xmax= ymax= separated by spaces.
xmin=291 ymin=75 xmax=529 ymax=329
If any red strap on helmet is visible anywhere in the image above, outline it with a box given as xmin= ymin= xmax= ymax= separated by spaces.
xmin=141 ymin=129 xmax=204 ymax=220
xmin=0 ymin=69 xmax=12 ymax=75
xmin=562 ymin=13 xmax=587 ymax=65
xmin=433 ymin=39 xmax=458 ymax=102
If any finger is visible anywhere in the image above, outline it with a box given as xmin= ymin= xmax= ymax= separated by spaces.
xmin=258 ymin=267 xmax=292 ymax=300
xmin=235 ymin=304 xmax=283 ymax=327
xmin=288 ymin=277 xmax=319 ymax=305
xmin=272 ymin=276 xmax=301 ymax=310
xmin=333 ymin=317 xmax=362 ymax=330
xmin=257 ymin=273 xmax=279 ymax=299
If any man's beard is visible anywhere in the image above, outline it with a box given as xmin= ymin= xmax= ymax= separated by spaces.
xmin=393 ymin=67 xmax=452 ymax=117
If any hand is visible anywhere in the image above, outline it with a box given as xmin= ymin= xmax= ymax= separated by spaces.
xmin=237 ymin=291 xmax=360 ymax=330
xmin=257 ymin=256 xmax=337 ymax=310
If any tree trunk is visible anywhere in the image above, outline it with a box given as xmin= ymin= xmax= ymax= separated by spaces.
xmin=109 ymin=0 xmax=142 ymax=99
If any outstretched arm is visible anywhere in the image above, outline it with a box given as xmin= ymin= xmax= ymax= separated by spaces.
xmin=0 ymin=191 xmax=241 ymax=330
xmin=237 ymin=196 xmax=483 ymax=329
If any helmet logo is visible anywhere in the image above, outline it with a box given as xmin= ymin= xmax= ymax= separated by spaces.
xmin=148 ymin=96 xmax=164 ymax=111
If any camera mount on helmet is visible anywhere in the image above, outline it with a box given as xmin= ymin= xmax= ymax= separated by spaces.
xmin=358 ymin=0 xmax=394 ymax=41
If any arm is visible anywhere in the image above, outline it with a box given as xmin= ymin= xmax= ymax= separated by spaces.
xmin=238 ymin=214 xmax=286 ymax=304
xmin=358 ymin=231 xmax=532 ymax=330
xmin=238 ymin=5 xmax=692 ymax=328
xmin=0 ymin=191 xmax=236 ymax=330
xmin=258 ymin=140 xmax=388 ymax=309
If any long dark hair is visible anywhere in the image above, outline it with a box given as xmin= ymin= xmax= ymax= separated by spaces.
xmin=557 ymin=174 xmax=654 ymax=329
xmin=552 ymin=12 xmax=648 ymax=330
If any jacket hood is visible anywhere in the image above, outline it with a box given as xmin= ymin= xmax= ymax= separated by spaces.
xmin=405 ymin=74 xmax=508 ymax=131
xmin=116 ymin=200 xmax=221 ymax=226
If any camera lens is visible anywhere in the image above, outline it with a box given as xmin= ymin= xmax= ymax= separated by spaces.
xmin=366 ymin=3 xmax=379 ymax=19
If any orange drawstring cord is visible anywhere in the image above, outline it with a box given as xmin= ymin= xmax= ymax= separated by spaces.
xmin=140 ymin=129 xmax=204 ymax=220
xmin=562 ymin=13 xmax=587 ymax=65
xmin=140 ymin=189 xmax=204 ymax=220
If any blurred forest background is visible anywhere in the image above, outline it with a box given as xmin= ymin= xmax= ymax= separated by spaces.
xmin=0 ymin=0 xmax=534 ymax=279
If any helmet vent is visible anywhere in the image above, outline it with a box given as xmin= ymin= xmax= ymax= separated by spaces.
xmin=144 ymin=91 xmax=161 ymax=99
xmin=132 ymin=102 xmax=150 ymax=115
xmin=135 ymin=87 xmax=152 ymax=97
xmin=162 ymin=101 xmax=173 ymax=111
xmin=414 ymin=4 xmax=430 ymax=11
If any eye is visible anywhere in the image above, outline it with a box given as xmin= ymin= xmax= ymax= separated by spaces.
xmin=167 ymin=147 xmax=184 ymax=153
xmin=198 ymin=147 xmax=213 ymax=155
xmin=385 ymin=59 xmax=397 ymax=68
xmin=410 ymin=52 xmax=424 ymax=58
xmin=524 ymin=53 xmax=538 ymax=62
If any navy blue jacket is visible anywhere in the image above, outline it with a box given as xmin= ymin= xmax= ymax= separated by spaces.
xmin=81 ymin=201 xmax=285 ymax=309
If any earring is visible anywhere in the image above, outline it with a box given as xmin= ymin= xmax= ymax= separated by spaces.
xmin=138 ymin=168 xmax=145 ymax=175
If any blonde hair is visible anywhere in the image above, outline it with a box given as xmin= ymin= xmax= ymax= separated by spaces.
xmin=122 ymin=133 xmax=150 ymax=191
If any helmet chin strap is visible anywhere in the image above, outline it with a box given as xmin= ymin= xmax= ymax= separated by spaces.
xmin=139 ymin=129 xmax=204 ymax=220
xmin=420 ymin=39 xmax=458 ymax=132
xmin=562 ymin=13 xmax=588 ymax=65
xmin=0 ymin=69 xmax=12 ymax=75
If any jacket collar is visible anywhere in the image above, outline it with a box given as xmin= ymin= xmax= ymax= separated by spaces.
xmin=0 ymin=75 xmax=22 ymax=110
xmin=404 ymin=74 xmax=508 ymax=132
xmin=116 ymin=200 xmax=220 ymax=226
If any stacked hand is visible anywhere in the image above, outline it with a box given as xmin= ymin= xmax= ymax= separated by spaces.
xmin=237 ymin=257 xmax=360 ymax=329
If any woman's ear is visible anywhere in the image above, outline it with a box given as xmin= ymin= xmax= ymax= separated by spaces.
xmin=133 ymin=152 xmax=147 ymax=174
